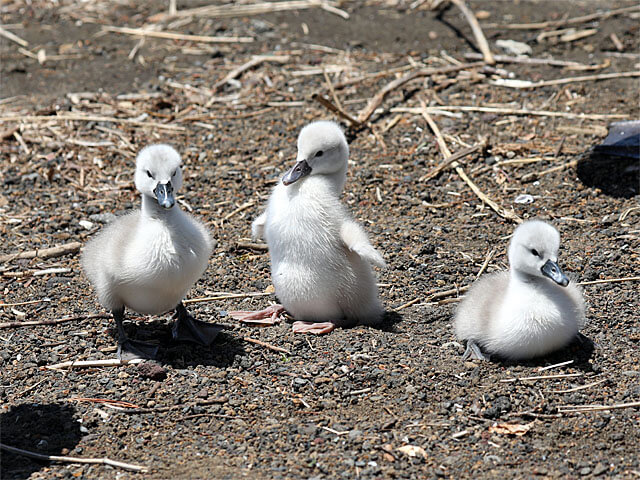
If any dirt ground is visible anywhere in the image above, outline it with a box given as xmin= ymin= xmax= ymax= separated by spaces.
xmin=1 ymin=1 xmax=639 ymax=479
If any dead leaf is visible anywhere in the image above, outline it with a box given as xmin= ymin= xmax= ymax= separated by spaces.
xmin=397 ymin=445 xmax=427 ymax=459
xmin=264 ymin=284 xmax=275 ymax=294
xmin=488 ymin=422 xmax=534 ymax=436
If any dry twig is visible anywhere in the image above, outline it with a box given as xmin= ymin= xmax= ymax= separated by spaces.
xmin=244 ymin=337 xmax=292 ymax=355
xmin=102 ymin=25 xmax=254 ymax=44
xmin=538 ymin=360 xmax=574 ymax=372
xmin=0 ymin=26 xmax=29 ymax=47
xmin=520 ymin=159 xmax=579 ymax=183
xmin=493 ymin=71 xmax=640 ymax=89
xmin=0 ymin=241 xmax=81 ymax=263
xmin=421 ymin=140 xmax=487 ymax=181
xmin=46 ymin=358 xmax=145 ymax=370
xmin=463 ymin=52 xmax=590 ymax=68
xmin=482 ymin=5 xmax=640 ymax=30
xmin=356 ymin=62 xmax=485 ymax=124
xmin=211 ymin=55 xmax=290 ymax=94
xmin=578 ymin=276 xmax=640 ymax=286
xmin=149 ymin=0 xmax=345 ymax=22
xmin=311 ymin=93 xmax=363 ymax=127
xmin=236 ymin=241 xmax=269 ymax=251
xmin=558 ymin=401 xmax=640 ymax=413
xmin=450 ymin=0 xmax=494 ymax=64
xmin=500 ymin=373 xmax=583 ymax=383
xmin=392 ymin=105 xmax=628 ymax=121
xmin=120 ymin=398 xmax=228 ymax=414
xmin=421 ymin=107 xmax=522 ymax=224
xmin=476 ymin=248 xmax=495 ymax=278
xmin=184 ymin=292 xmax=271 ymax=304
xmin=0 ymin=114 xmax=185 ymax=131
xmin=0 ymin=313 xmax=109 ymax=329
xmin=551 ymin=378 xmax=608 ymax=394
xmin=0 ymin=443 xmax=148 ymax=473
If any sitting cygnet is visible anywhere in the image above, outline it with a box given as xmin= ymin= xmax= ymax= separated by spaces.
xmin=454 ymin=220 xmax=586 ymax=361
xmin=82 ymin=144 xmax=220 ymax=359
xmin=231 ymin=121 xmax=386 ymax=334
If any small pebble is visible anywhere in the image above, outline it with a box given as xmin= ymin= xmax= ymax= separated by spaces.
xmin=593 ymin=464 xmax=608 ymax=476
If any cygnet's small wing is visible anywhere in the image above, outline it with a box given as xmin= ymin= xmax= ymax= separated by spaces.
xmin=81 ymin=212 xmax=139 ymax=309
xmin=252 ymin=211 xmax=267 ymax=241
xmin=566 ymin=278 xmax=587 ymax=329
xmin=340 ymin=219 xmax=386 ymax=268
xmin=454 ymin=271 xmax=509 ymax=342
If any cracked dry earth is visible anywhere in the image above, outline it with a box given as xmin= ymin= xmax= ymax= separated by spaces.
xmin=1 ymin=1 xmax=639 ymax=479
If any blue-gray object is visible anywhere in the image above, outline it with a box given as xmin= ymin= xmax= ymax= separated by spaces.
xmin=594 ymin=120 xmax=640 ymax=159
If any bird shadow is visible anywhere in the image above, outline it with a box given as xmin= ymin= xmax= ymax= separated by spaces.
xmin=111 ymin=317 xmax=245 ymax=369
xmin=369 ymin=310 xmax=404 ymax=333
xmin=493 ymin=333 xmax=596 ymax=373
xmin=576 ymin=150 xmax=639 ymax=198
xmin=160 ymin=331 xmax=246 ymax=369
xmin=435 ymin=4 xmax=485 ymax=54
xmin=1 ymin=403 xmax=82 ymax=480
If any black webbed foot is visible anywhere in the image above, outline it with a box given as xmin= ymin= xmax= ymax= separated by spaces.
xmin=113 ymin=308 xmax=159 ymax=361
xmin=171 ymin=302 xmax=222 ymax=346
xmin=118 ymin=339 xmax=159 ymax=361
xmin=462 ymin=340 xmax=490 ymax=361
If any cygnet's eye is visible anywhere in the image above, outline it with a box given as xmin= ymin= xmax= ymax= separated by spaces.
xmin=531 ymin=248 xmax=540 ymax=257
xmin=315 ymin=150 xmax=324 ymax=157
xmin=146 ymin=170 xmax=153 ymax=179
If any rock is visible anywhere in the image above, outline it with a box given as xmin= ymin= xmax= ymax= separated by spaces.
xmin=196 ymin=388 xmax=208 ymax=399
xmin=89 ymin=212 xmax=117 ymax=224
xmin=136 ymin=361 xmax=167 ymax=381
xmin=593 ymin=463 xmax=608 ymax=476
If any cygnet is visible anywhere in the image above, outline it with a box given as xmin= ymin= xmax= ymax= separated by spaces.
xmin=231 ymin=121 xmax=386 ymax=334
xmin=454 ymin=220 xmax=586 ymax=361
xmin=82 ymin=144 xmax=220 ymax=359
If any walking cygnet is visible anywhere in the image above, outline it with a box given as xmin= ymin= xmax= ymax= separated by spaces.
xmin=82 ymin=145 xmax=220 ymax=359
xmin=231 ymin=121 xmax=386 ymax=334
xmin=454 ymin=220 xmax=586 ymax=361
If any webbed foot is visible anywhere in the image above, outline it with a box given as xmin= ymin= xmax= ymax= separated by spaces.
xmin=462 ymin=340 xmax=490 ymax=361
xmin=113 ymin=307 xmax=159 ymax=361
xmin=292 ymin=321 xmax=336 ymax=335
xmin=576 ymin=332 xmax=599 ymax=349
xmin=172 ymin=303 xmax=222 ymax=346
xmin=118 ymin=339 xmax=159 ymax=361
xmin=228 ymin=304 xmax=285 ymax=325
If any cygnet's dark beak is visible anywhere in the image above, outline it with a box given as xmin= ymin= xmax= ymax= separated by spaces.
xmin=282 ymin=159 xmax=312 ymax=186
xmin=154 ymin=181 xmax=175 ymax=209
xmin=541 ymin=259 xmax=569 ymax=287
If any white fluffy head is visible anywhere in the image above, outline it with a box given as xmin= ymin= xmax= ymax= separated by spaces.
xmin=508 ymin=220 xmax=562 ymax=278
xmin=296 ymin=121 xmax=349 ymax=176
xmin=134 ymin=144 xmax=183 ymax=197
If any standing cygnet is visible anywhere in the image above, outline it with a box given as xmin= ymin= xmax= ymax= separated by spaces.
xmin=231 ymin=121 xmax=386 ymax=334
xmin=454 ymin=220 xmax=586 ymax=361
xmin=82 ymin=145 xmax=220 ymax=359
